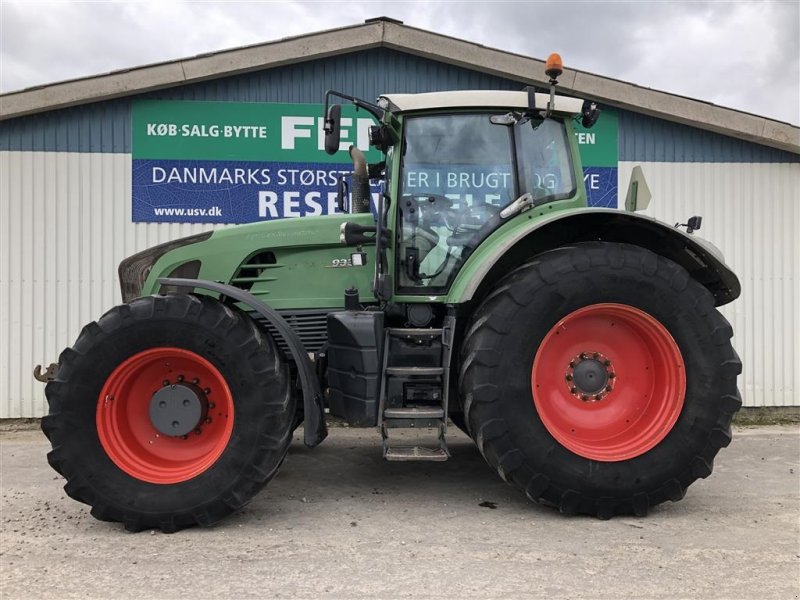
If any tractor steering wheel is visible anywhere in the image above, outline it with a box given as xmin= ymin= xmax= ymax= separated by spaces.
xmin=401 ymin=193 xmax=461 ymax=229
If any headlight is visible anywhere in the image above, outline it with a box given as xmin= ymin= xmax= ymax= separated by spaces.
xmin=118 ymin=232 xmax=212 ymax=302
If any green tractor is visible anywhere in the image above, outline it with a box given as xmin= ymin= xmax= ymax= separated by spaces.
xmin=40 ymin=56 xmax=741 ymax=532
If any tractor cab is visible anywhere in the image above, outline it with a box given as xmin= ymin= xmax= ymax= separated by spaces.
xmin=323 ymin=83 xmax=597 ymax=301
xmin=383 ymin=92 xmax=581 ymax=293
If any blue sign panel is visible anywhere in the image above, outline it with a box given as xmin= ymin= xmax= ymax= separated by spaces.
xmin=132 ymin=159 xmax=361 ymax=223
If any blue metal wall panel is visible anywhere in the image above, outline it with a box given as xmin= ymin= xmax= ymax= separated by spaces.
xmin=0 ymin=49 xmax=520 ymax=154
xmin=1 ymin=100 xmax=131 ymax=153
xmin=618 ymin=110 xmax=798 ymax=163
xmin=1 ymin=47 xmax=797 ymax=163
xmin=153 ymin=47 xmax=522 ymax=102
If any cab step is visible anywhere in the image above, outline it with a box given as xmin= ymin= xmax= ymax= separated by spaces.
xmin=384 ymin=366 xmax=444 ymax=376
xmin=384 ymin=446 xmax=449 ymax=462
xmin=383 ymin=407 xmax=444 ymax=419
xmin=378 ymin=318 xmax=455 ymax=462
xmin=385 ymin=327 xmax=443 ymax=338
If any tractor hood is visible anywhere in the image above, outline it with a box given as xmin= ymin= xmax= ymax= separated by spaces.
xmin=127 ymin=213 xmax=376 ymax=310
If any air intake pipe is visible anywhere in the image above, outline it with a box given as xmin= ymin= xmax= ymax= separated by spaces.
xmin=349 ymin=145 xmax=371 ymax=214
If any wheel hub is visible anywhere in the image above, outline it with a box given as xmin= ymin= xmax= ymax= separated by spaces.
xmin=572 ymin=358 xmax=608 ymax=393
xmin=149 ymin=382 xmax=208 ymax=437
xmin=565 ymin=352 xmax=615 ymax=401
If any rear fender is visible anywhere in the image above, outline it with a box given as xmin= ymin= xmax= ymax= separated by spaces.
xmin=447 ymin=208 xmax=741 ymax=307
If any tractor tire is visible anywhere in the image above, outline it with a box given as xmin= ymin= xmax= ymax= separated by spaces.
xmin=42 ymin=294 xmax=295 ymax=532
xmin=459 ymin=242 xmax=741 ymax=518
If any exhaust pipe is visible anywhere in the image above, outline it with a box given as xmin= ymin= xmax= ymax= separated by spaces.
xmin=349 ymin=145 xmax=371 ymax=214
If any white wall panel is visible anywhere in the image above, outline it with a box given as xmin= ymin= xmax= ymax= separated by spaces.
xmin=0 ymin=151 xmax=227 ymax=418
xmin=619 ymin=161 xmax=800 ymax=407
xmin=1 ymin=152 xmax=797 ymax=416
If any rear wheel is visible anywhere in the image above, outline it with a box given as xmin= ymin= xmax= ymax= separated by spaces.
xmin=459 ymin=242 xmax=741 ymax=518
xmin=42 ymin=294 xmax=295 ymax=532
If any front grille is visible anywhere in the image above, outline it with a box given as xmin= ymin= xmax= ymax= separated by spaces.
xmin=248 ymin=309 xmax=337 ymax=356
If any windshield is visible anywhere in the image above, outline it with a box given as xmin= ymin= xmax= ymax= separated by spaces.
xmin=397 ymin=112 xmax=575 ymax=292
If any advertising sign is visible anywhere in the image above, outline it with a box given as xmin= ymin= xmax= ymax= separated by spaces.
xmin=131 ymin=100 xmax=619 ymax=223
xmin=575 ymin=109 xmax=618 ymax=208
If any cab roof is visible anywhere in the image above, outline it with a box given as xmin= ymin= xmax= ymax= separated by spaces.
xmin=379 ymin=90 xmax=584 ymax=115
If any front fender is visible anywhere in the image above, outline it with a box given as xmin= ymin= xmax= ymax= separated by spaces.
xmin=447 ymin=208 xmax=741 ymax=307
xmin=158 ymin=278 xmax=327 ymax=448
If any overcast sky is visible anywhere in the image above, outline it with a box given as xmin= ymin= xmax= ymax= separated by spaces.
xmin=1 ymin=0 xmax=798 ymax=125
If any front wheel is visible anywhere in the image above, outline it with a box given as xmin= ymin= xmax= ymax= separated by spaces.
xmin=459 ymin=242 xmax=742 ymax=518
xmin=42 ymin=294 xmax=295 ymax=532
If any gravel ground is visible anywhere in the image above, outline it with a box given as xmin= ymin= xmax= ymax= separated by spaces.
xmin=1 ymin=425 xmax=798 ymax=599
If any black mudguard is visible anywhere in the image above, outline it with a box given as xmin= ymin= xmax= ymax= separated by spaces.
xmin=158 ymin=277 xmax=327 ymax=447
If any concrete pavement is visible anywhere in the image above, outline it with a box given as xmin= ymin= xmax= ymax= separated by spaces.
xmin=1 ymin=425 xmax=798 ymax=599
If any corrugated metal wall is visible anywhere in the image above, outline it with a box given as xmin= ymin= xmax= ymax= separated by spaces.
xmin=1 ymin=46 xmax=798 ymax=416
xmin=0 ymin=152 xmax=217 ymax=417
xmin=618 ymin=161 xmax=800 ymax=408
xmin=1 ymin=49 xmax=523 ymax=154
xmin=2 ymin=153 xmax=797 ymax=416
xmin=4 ymin=47 xmax=796 ymax=162
xmin=618 ymin=111 xmax=797 ymax=163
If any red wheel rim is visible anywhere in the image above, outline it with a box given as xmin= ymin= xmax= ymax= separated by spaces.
xmin=97 ymin=348 xmax=234 ymax=484
xmin=531 ymin=303 xmax=685 ymax=461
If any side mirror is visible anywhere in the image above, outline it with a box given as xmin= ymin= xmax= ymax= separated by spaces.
xmin=336 ymin=176 xmax=349 ymax=213
xmin=324 ymin=104 xmax=342 ymax=155
xmin=624 ymin=165 xmax=652 ymax=212
xmin=581 ymin=100 xmax=601 ymax=128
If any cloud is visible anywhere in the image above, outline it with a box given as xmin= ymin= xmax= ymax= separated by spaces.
xmin=1 ymin=0 xmax=797 ymax=124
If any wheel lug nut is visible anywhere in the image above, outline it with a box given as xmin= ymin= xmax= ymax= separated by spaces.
xmin=579 ymin=353 xmax=587 ymax=360
xmin=570 ymin=387 xmax=578 ymax=394
xmin=204 ymin=417 xmax=212 ymax=424
xmin=192 ymin=378 xmax=199 ymax=384
xmin=181 ymin=435 xmax=188 ymax=440
xmin=593 ymin=353 xmax=600 ymax=359
xmin=194 ymin=428 xmax=202 ymax=435
xmin=581 ymin=394 xmax=589 ymax=401
xmin=565 ymin=374 xmax=573 ymax=381
xmin=606 ymin=385 xmax=613 ymax=392
xmin=604 ymin=360 xmax=611 ymax=366
xmin=162 ymin=379 xmax=170 ymax=386
xmin=208 ymin=402 xmax=216 ymax=409
xmin=569 ymin=361 xmax=576 ymax=369
xmin=609 ymin=373 xmax=616 ymax=379
xmin=177 ymin=375 xmax=184 ymax=382
xmin=204 ymin=388 xmax=211 ymax=395
xmin=595 ymin=394 xmax=603 ymax=401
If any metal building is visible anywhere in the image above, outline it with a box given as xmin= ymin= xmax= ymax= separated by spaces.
xmin=1 ymin=18 xmax=798 ymax=418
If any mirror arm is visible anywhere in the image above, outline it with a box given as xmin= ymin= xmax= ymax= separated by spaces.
xmin=324 ymin=89 xmax=385 ymax=126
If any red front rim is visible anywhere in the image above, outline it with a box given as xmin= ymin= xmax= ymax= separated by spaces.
xmin=97 ymin=347 xmax=234 ymax=484
xmin=531 ymin=303 xmax=685 ymax=461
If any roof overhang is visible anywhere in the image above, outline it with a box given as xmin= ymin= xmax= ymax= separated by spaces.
xmin=1 ymin=18 xmax=797 ymax=153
